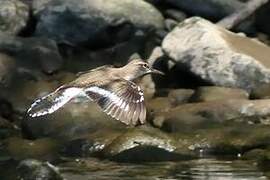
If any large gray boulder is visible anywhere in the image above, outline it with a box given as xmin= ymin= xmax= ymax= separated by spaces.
xmin=0 ymin=0 xmax=29 ymax=35
xmin=162 ymin=17 xmax=270 ymax=93
xmin=33 ymin=0 xmax=164 ymax=45
xmin=0 ymin=33 xmax=63 ymax=74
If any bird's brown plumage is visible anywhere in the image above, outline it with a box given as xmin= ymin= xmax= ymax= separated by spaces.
xmin=27 ymin=59 xmax=162 ymax=125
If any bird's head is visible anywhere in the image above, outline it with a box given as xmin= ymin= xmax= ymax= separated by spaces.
xmin=122 ymin=59 xmax=164 ymax=81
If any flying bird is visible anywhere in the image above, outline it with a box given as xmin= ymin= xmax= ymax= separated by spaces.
xmin=27 ymin=59 xmax=164 ymax=125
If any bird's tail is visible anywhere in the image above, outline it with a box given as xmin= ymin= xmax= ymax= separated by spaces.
xmin=27 ymin=86 xmax=83 ymax=118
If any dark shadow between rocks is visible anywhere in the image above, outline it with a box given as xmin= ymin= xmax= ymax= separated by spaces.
xmin=83 ymin=22 xmax=136 ymax=50
xmin=18 ymin=8 xmax=38 ymax=37
xmin=162 ymin=63 xmax=212 ymax=89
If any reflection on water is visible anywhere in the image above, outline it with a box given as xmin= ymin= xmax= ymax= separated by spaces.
xmin=59 ymin=158 xmax=268 ymax=180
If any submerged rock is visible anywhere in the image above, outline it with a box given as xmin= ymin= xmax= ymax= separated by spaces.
xmin=191 ymin=86 xmax=249 ymax=102
xmin=162 ymin=17 xmax=270 ymax=94
xmin=17 ymin=159 xmax=63 ymax=180
xmin=0 ymin=0 xmax=29 ymax=35
xmin=5 ymin=137 xmax=60 ymax=161
xmin=33 ymin=0 xmax=164 ymax=45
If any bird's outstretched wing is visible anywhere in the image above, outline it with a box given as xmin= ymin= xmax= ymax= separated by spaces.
xmin=84 ymin=79 xmax=146 ymax=125
xmin=27 ymin=86 xmax=84 ymax=118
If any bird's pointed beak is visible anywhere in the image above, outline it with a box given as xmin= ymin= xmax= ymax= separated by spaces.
xmin=150 ymin=68 xmax=165 ymax=75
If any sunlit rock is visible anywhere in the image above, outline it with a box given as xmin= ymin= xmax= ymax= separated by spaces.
xmin=0 ymin=0 xmax=29 ymax=35
xmin=101 ymin=125 xmax=189 ymax=162
xmin=162 ymin=17 xmax=270 ymax=94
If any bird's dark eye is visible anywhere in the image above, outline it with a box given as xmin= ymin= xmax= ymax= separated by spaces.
xmin=142 ymin=63 xmax=149 ymax=68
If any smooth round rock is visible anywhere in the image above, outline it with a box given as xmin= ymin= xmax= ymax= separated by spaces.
xmin=33 ymin=0 xmax=164 ymax=45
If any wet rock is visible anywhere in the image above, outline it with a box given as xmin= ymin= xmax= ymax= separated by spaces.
xmin=0 ymin=33 xmax=63 ymax=74
xmin=61 ymin=129 xmax=123 ymax=157
xmin=147 ymin=97 xmax=172 ymax=114
xmin=4 ymin=79 xmax=60 ymax=113
xmin=165 ymin=0 xmax=244 ymax=21
xmin=168 ymin=89 xmax=194 ymax=106
xmin=33 ymin=0 xmax=164 ymax=45
xmin=0 ymin=0 xmax=29 ymax=35
xmin=191 ymin=86 xmax=249 ymax=102
xmin=22 ymin=100 xmax=127 ymax=140
xmin=17 ymin=159 xmax=63 ymax=180
xmin=102 ymin=125 xmax=190 ymax=162
xmin=0 ymin=53 xmax=16 ymax=86
xmin=164 ymin=9 xmax=187 ymax=22
xmin=243 ymin=148 xmax=266 ymax=160
xmin=5 ymin=137 xmax=60 ymax=161
xmin=162 ymin=17 xmax=270 ymax=93
xmin=172 ymin=123 xmax=270 ymax=156
xmin=62 ymin=138 xmax=104 ymax=157
xmin=153 ymin=99 xmax=270 ymax=131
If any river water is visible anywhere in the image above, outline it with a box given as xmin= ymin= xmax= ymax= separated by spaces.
xmin=59 ymin=158 xmax=268 ymax=179
xmin=1 ymin=156 xmax=269 ymax=179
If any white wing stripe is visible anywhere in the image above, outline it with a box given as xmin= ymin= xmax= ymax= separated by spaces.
xmin=28 ymin=87 xmax=83 ymax=117
xmin=85 ymin=86 xmax=121 ymax=104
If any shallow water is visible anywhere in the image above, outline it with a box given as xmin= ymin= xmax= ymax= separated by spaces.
xmin=0 ymin=156 xmax=269 ymax=179
xmin=59 ymin=158 xmax=268 ymax=180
